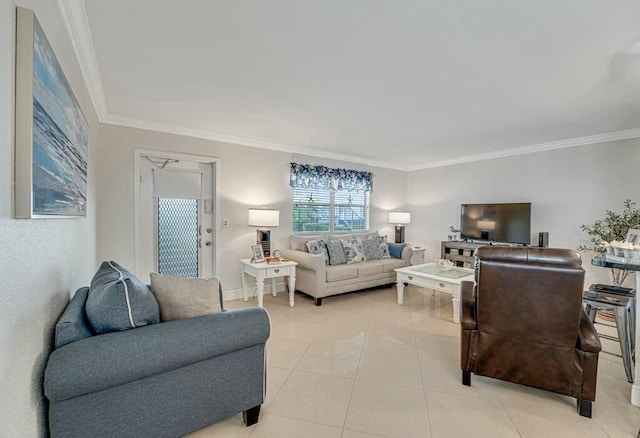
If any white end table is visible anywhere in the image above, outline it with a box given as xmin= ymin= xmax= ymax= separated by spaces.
xmin=409 ymin=246 xmax=427 ymax=265
xmin=240 ymin=258 xmax=297 ymax=307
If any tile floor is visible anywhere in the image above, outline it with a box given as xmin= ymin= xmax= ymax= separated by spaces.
xmin=188 ymin=285 xmax=640 ymax=438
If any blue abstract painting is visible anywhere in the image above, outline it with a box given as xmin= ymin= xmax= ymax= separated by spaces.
xmin=31 ymin=17 xmax=88 ymax=216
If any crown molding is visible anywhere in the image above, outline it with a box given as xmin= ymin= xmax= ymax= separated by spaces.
xmin=408 ymin=128 xmax=640 ymax=171
xmin=101 ymin=112 xmax=408 ymax=171
xmin=58 ymin=0 xmax=108 ymax=120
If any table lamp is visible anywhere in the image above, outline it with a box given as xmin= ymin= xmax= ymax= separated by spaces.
xmin=248 ymin=208 xmax=279 ymax=256
xmin=389 ymin=211 xmax=411 ymax=243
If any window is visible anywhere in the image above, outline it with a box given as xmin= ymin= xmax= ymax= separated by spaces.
xmin=289 ymin=162 xmax=372 ymax=234
xmin=293 ymin=187 xmax=369 ymax=233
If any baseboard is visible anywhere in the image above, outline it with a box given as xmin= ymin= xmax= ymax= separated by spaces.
xmin=631 ymin=383 xmax=640 ymax=407
xmin=222 ymin=283 xmax=286 ymax=302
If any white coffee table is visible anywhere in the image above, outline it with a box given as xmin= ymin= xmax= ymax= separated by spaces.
xmin=395 ymin=263 xmax=474 ymax=323
xmin=240 ymin=258 xmax=297 ymax=307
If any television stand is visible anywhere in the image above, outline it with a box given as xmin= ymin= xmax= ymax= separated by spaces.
xmin=441 ymin=241 xmax=483 ymax=268
xmin=441 ymin=240 xmax=524 ymax=267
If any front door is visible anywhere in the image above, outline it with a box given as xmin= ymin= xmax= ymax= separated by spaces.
xmin=137 ymin=153 xmax=216 ymax=279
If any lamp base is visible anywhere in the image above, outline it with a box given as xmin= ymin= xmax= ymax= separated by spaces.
xmin=395 ymin=226 xmax=405 ymax=244
xmin=257 ymin=229 xmax=271 ymax=257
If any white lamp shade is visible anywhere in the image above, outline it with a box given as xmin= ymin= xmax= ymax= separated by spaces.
xmin=389 ymin=211 xmax=411 ymax=225
xmin=248 ymin=208 xmax=280 ymax=227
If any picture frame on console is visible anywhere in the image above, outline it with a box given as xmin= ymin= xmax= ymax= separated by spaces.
xmin=251 ymin=244 xmax=265 ymax=263
xmin=626 ymin=229 xmax=640 ymax=246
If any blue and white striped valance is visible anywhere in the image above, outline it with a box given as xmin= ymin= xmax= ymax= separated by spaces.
xmin=289 ymin=163 xmax=373 ymax=192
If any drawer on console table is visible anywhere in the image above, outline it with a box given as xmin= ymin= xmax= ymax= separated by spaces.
xmin=265 ymin=266 xmax=292 ymax=277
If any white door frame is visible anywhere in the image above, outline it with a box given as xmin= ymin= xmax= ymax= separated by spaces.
xmin=133 ymin=149 xmax=221 ymax=281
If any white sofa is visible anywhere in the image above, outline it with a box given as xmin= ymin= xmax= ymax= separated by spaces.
xmin=282 ymin=232 xmax=413 ymax=306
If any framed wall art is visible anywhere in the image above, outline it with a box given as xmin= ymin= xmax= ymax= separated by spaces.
xmin=15 ymin=7 xmax=88 ymax=218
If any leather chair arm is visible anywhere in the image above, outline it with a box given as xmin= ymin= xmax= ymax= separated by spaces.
xmin=577 ymin=311 xmax=602 ymax=353
xmin=461 ymin=280 xmax=477 ymax=330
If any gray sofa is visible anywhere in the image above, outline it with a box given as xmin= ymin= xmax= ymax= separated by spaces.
xmin=282 ymin=232 xmax=413 ymax=305
xmin=44 ymin=287 xmax=270 ymax=437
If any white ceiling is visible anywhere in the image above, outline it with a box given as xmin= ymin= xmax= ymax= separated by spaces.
xmin=62 ymin=0 xmax=640 ymax=170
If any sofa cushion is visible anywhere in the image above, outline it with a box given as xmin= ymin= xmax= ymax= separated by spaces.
xmin=388 ymin=242 xmax=407 ymax=259
xmin=326 ymin=240 xmax=347 ymax=265
xmin=357 ymin=261 xmax=384 ymax=276
xmin=150 ymin=274 xmax=220 ymax=322
xmin=341 ymin=238 xmax=365 ymax=264
xmin=353 ymin=231 xmax=378 ymax=240
xmin=55 ymin=287 xmax=94 ymax=348
xmin=326 ymin=264 xmax=358 ymax=282
xmin=329 ymin=233 xmax=352 ymax=241
xmin=306 ymin=240 xmax=329 ymax=265
xmin=362 ymin=237 xmax=383 ymax=261
xmin=86 ymin=261 xmax=160 ymax=334
xmin=290 ymin=233 xmax=328 ymax=252
xmin=382 ymin=258 xmax=406 ymax=272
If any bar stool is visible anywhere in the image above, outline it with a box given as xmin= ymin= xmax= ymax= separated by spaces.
xmin=582 ymin=287 xmax=636 ymax=383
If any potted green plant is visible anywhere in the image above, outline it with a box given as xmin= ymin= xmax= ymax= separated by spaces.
xmin=580 ymin=199 xmax=640 ymax=285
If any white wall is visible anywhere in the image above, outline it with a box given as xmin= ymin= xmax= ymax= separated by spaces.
xmin=0 ymin=0 xmax=98 ymax=435
xmin=407 ymin=139 xmax=640 ymax=287
xmin=95 ymin=124 xmax=407 ymax=294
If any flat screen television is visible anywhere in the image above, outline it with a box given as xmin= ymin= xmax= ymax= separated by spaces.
xmin=460 ymin=202 xmax=531 ymax=245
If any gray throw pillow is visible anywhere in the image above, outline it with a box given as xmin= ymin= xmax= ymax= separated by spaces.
xmin=325 ymin=240 xmax=347 ymax=265
xmin=85 ymin=261 xmax=160 ymax=334
xmin=362 ymin=238 xmax=383 ymax=261
xmin=151 ymin=273 xmax=221 ymax=321
xmin=54 ymin=287 xmax=94 ymax=348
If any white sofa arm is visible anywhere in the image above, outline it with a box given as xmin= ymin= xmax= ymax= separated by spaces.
xmin=282 ymin=249 xmax=325 ymax=272
xmin=401 ymin=246 xmax=414 ymax=265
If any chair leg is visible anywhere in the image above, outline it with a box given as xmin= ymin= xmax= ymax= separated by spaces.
xmin=313 ymin=297 xmax=323 ymax=306
xmin=462 ymin=370 xmax=471 ymax=386
xmin=243 ymin=405 xmax=261 ymax=426
xmin=577 ymin=399 xmax=592 ymax=418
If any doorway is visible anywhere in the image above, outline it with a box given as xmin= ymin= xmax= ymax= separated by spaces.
xmin=134 ymin=150 xmax=219 ymax=281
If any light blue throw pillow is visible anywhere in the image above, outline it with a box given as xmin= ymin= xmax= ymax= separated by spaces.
xmin=387 ymin=242 xmax=406 ymax=259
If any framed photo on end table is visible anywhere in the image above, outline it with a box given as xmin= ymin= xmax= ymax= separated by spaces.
xmin=251 ymin=244 xmax=265 ymax=263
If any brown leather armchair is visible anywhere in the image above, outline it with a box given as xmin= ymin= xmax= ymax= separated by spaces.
xmin=460 ymin=246 xmax=601 ymax=417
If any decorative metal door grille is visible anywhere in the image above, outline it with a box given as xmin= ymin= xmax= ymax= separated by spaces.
xmin=157 ymin=198 xmax=199 ymax=277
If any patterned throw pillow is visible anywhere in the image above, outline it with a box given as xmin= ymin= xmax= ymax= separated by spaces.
xmin=325 ymin=240 xmax=347 ymax=265
xmin=341 ymin=238 xmax=365 ymax=264
xmin=378 ymin=236 xmax=390 ymax=258
xmin=362 ymin=237 xmax=383 ymax=261
xmin=306 ymin=240 xmax=329 ymax=265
